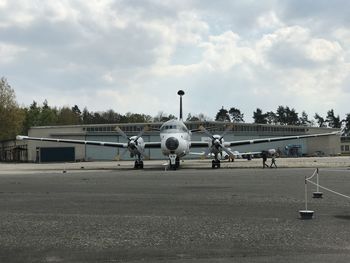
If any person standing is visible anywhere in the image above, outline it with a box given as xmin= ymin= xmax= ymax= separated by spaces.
xmin=270 ymin=154 xmax=277 ymax=168
xmin=262 ymin=151 xmax=269 ymax=168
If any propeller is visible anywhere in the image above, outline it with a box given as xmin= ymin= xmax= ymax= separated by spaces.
xmin=114 ymin=126 xmax=149 ymax=160
xmin=199 ymin=124 xmax=235 ymax=159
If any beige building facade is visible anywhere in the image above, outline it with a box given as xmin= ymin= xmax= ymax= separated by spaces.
xmin=20 ymin=122 xmax=341 ymax=162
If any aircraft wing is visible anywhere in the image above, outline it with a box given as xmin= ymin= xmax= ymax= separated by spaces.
xmin=225 ymin=131 xmax=340 ymax=147
xmin=190 ymin=141 xmax=210 ymax=147
xmin=144 ymin=142 xmax=162 ymax=148
xmin=16 ymin=135 xmax=162 ymax=149
xmin=16 ymin=135 xmax=129 ymax=148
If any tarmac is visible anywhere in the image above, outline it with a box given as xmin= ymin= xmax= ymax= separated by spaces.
xmin=1 ymin=156 xmax=350 ymax=174
xmin=1 ymin=157 xmax=350 ymax=262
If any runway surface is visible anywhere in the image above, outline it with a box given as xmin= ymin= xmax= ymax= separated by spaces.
xmin=1 ymin=165 xmax=350 ymax=262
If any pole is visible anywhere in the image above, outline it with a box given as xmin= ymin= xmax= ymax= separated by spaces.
xmin=177 ymin=90 xmax=185 ymax=120
xmin=316 ymin=168 xmax=319 ymax=193
xmin=305 ymin=175 xmax=308 ymax=210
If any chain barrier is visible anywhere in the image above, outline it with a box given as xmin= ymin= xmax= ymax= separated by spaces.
xmin=306 ymin=168 xmax=350 ymax=200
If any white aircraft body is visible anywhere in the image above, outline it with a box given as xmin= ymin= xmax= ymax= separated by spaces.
xmin=160 ymin=120 xmax=191 ymax=167
xmin=16 ymin=90 xmax=340 ymax=170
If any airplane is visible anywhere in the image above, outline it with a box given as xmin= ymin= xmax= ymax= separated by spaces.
xmin=16 ymin=90 xmax=340 ymax=170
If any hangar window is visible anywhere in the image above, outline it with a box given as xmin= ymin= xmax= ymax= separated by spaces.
xmin=341 ymin=145 xmax=345 ymax=151
xmin=345 ymin=145 xmax=350 ymax=152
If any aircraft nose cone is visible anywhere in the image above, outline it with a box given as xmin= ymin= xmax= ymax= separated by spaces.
xmin=165 ymin=137 xmax=179 ymax=151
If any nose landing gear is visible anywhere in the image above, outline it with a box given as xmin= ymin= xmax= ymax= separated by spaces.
xmin=169 ymin=154 xmax=180 ymax=170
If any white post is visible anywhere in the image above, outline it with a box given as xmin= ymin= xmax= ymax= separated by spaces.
xmin=305 ymin=175 xmax=308 ymax=210
xmin=316 ymin=168 xmax=319 ymax=193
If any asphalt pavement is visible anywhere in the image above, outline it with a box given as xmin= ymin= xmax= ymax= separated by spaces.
xmin=0 ymin=161 xmax=350 ymax=262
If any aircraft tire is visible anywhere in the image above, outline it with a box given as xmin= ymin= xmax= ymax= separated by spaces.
xmin=175 ymin=158 xmax=180 ymax=168
xmin=134 ymin=160 xmax=143 ymax=169
xmin=211 ymin=159 xmax=221 ymax=169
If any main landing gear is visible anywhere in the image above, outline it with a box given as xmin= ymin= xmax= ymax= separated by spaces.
xmin=134 ymin=159 xmax=144 ymax=169
xmin=212 ymin=159 xmax=221 ymax=169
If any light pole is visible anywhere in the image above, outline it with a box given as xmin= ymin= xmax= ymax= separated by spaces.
xmin=177 ymin=90 xmax=185 ymax=120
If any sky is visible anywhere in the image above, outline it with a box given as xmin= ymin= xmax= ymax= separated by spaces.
xmin=1 ymin=0 xmax=350 ymax=122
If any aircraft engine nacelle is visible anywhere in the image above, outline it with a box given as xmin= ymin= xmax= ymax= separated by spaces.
xmin=128 ymin=136 xmax=145 ymax=155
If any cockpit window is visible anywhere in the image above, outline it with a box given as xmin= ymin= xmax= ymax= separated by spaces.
xmin=160 ymin=121 xmax=189 ymax=133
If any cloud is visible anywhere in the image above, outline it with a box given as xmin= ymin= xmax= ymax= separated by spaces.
xmin=0 ymin=42 xmax=26 ymax=63
xmin=258 ymin=26 xmax=343 ymax=68
xmin=1 ymin=0 xmax=350 ymax=122
xmin=256 ymin=11 xmax=284 ymax=30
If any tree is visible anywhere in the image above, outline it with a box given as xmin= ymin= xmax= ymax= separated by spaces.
xmin=197 ymin=113 xmax=211 ymax=122
xmin=229 ymin=107 xmax=244 ymax=123
xmin=186 ymin=113 xmax=200 ymax=121
xmin=92 ymin=112 xmax=106 ymax=124
xmin=276 ymin=106 xmax=299 ymax=125
xmin=101 ymin=109 xmax=122 ymax=124
xmin=299 ymin=111 xmax=312 ymax=126
xmin=186 ymin=113 xmax=211 ymax=122
xmin=39 ymin=100 xmax=58 ymax=126
xmin=22 ymin=101 xmax=41 ymax=134
xmin=215 ymin=107 xmax=230 ymax=122
xmin=314 ymin=113 xmax=326 ymax=127
xmin=326 ymin=109 xmax=341 ymax=128
xmin=57 ymin=107 xmax=81 ymax=125
xmin=71 ymin=105 xmax=82 ymax=124
xmin=153 ymin=112 xmax=176 ymax=122
xmin=124 ymin=112 xmax=152 ymax=123
xmin=343 ymin=113 xmax=350 ymax=136
xmin=0 ymin=77 xmax=24 ymax=140
xmin=253 ymin=108 xmax=267 ymax=124
xmin=285 ymin=107 xmax=299 ymax=125
xmin=276 ymin=106 xmax=286 ymax=125
xmin=82 ymin=107 xmax=95 ymax=124
xmin=266 ymin=111 xmax=277 ymax=124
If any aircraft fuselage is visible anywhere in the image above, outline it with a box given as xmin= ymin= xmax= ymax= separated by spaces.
xmin=159 ymin=119 xmax=191 ymax=167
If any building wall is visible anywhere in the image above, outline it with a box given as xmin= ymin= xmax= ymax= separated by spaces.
xmin=0 ymin=139 xmax=28 ymax=162
xmin=25 ymin=122 xmax=341 ymax=162
xmin=341 ymin=137 xmax=350 ymax=155
xmin=27 ymin=125 xmax=86 ymax=162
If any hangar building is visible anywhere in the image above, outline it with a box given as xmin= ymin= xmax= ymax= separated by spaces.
xmin=23 ymin=121 xmax=340 ymax=162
